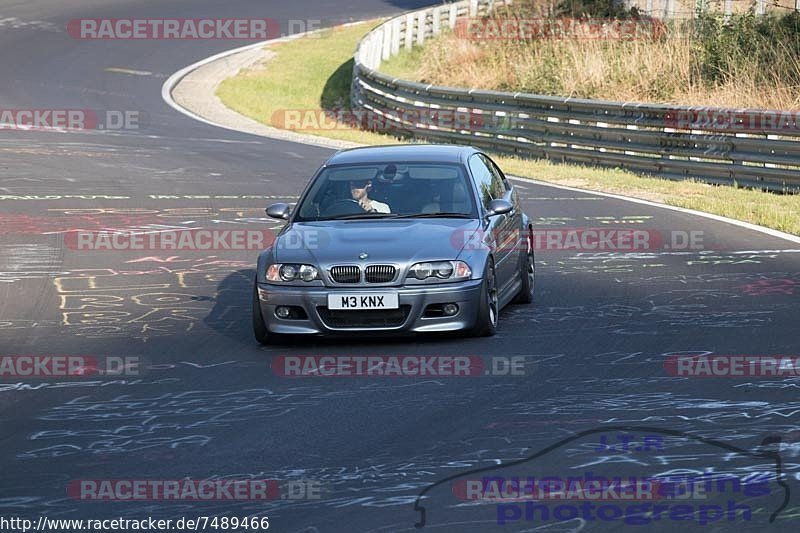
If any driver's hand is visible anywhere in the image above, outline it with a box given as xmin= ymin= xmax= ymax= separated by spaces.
xmin=358 ymin=197 xmax=374 ymax=212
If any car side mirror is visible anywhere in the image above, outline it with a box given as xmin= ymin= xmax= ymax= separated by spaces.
xmin=485 ymin=199 xmax=513 ymax=217
xmin=266 ymin=203 xmax=291 ymax=220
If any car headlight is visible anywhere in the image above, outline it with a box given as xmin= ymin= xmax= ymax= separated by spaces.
xmin=266 ymin=263 xmax=319 ymax=282
xmin=408 ymin=261 xmax=471 ymax=281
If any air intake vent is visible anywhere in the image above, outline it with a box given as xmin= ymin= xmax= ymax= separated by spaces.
xmin=330 ymin=265 xmax=360 ymax=283
xmin=318 ymin=305 xmax=411 ymax=328
xmin=365 ymin=265 xmax=396 ymax=283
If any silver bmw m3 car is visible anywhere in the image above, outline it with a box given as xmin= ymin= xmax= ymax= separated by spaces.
xmin=253 ymin=144 xmax=534 ymax=344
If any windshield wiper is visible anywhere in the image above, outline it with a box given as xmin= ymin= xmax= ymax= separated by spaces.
xmin=392 ymin=212 xmax=475 ymax=219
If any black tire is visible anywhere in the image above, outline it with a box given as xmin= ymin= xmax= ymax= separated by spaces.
xmin=252 ymin=283 xmax=278 ymax=345
xmin=513 ymin=227 xmax=535 ymax=304
xmin=470 ymin=259 xmax=499 ymax=337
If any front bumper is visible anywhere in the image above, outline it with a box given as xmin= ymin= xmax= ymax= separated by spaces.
xmin=256 ymin=280 xmax=483 ymax=335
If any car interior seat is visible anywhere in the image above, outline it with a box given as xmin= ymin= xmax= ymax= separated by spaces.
xmin=448 ymin=180 xmax=471 ymax=213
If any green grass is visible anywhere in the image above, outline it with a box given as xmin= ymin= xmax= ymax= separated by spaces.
xmin=216 ymin=20 xmax=800 ymax=236
xmin=217 ymin=21 xmax=403 ymax=146
xmin=380 ymin=45 xmax=425 ymax=80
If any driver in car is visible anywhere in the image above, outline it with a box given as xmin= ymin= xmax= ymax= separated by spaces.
xmin=350 ymin=179 xmax=390 ymax=213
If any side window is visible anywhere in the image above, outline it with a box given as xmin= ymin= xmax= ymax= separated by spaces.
xmin=480 ymin=154 xmax=508 ymax=200
xmin=468 ymin=154 xmax=494 ymax=209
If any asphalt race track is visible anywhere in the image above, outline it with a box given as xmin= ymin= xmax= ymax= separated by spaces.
xmin=1 ymin=1 xmax=800 ymax=531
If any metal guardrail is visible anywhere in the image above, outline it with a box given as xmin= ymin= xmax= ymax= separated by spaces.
xmin=351 ymin=0 xmax=800 ymax=191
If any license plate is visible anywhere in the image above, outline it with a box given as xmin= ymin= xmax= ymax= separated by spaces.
xmin=328 ymin=293 xmax=399 ymax=310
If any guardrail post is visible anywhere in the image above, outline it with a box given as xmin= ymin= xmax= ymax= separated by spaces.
xmin=695 ymin=0 xmax=705 ymax=16
xmin=365 ymin=35 xmax=372 ymax=69
xmin=391 ymin=18 xmax=401 ymax=55
xmin=448 ymin=3 xmax=458 ymax=29
xmin=665 ymin=0 xmax=675 ymax=19
xmin=372 ymin=31 xmax=382 ymax=69
xmin=405 ymin=13 xmax=415 ymax=51
xmin=382 ymin=24 xmax=392 ymax=61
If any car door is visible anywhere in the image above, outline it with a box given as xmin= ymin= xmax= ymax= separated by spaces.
xmin=467 ymin=153 xmax=515 ymax=291
xmin=480 ymin=154 xmax=521 ymax=294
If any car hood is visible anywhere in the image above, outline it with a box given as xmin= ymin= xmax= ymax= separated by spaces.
xmin=273 ymin=219 xmax=481 ymax=265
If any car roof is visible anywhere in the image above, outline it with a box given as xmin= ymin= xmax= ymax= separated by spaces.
xmin=324 ymin=144 xmax=480 ymax=166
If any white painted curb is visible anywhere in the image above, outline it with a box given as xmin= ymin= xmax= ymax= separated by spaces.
xmin=161 ymin=39 xmax=275 ymax=132
xmin=161 ymin=22 xmax=367 ymax=149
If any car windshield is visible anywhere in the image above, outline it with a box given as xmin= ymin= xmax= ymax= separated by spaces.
xmin=293 ymin=162 xmax=477 ymax=221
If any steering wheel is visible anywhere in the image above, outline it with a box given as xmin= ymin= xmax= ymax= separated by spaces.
xmin=320 ymin=199 xmax=366 ymax=217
